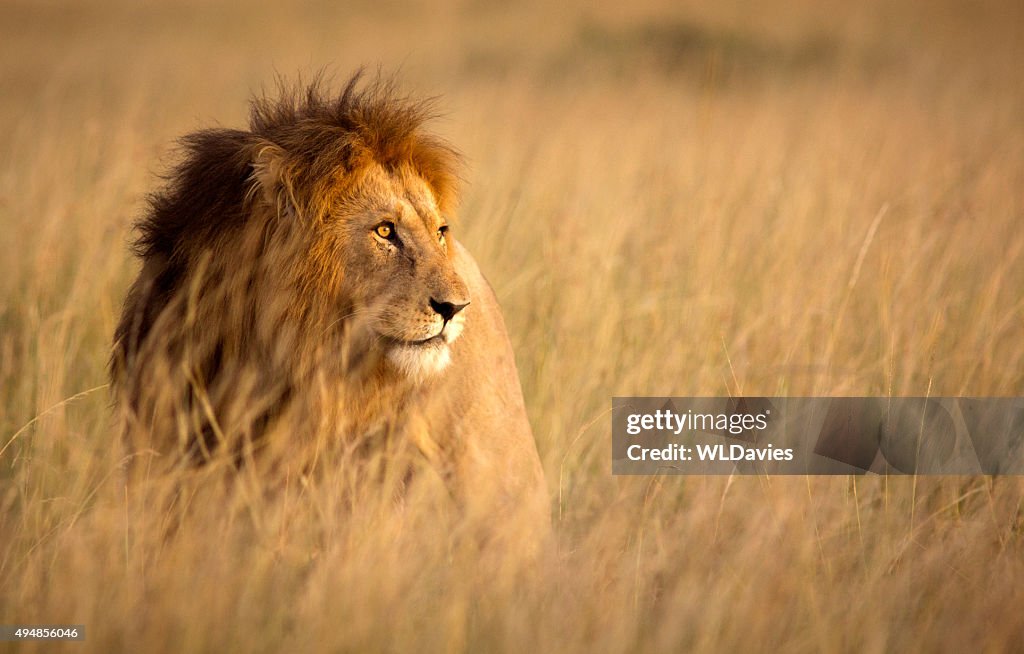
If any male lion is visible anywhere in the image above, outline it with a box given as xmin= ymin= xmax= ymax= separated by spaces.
xmin=111 ymin=74 xmax=546 ymax=526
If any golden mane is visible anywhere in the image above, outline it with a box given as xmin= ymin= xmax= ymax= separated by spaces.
xmin=135 ymin=72 xmax=461 ymax=264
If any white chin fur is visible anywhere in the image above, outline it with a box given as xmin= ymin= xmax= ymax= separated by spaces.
xmin=386 ymin=342 xmax=452 ymax=381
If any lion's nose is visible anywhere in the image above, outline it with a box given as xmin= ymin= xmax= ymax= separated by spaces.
xmin=429 ymin=297 xmax=470 ymax=322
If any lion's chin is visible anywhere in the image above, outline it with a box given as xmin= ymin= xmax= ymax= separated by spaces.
xmin=385 ymin=340 xmax=452 ymax=381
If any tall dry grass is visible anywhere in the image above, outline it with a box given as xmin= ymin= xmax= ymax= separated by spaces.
xmin=1 ymin=0 xmax=1023 ymax=651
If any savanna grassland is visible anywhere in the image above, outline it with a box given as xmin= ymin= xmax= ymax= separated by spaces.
xmin=1 ymin=0 xmax=1023 ymax=651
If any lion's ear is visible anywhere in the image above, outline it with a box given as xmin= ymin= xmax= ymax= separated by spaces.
xmin=250 ymin=142 xmax=297 ymax=217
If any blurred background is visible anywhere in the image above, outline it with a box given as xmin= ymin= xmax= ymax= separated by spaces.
xmin=1 ymin=0 xmax=1022 ymax=651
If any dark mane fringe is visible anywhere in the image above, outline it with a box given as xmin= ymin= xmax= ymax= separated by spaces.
xmin=135 ymin=70 xmax=462 ymax=262
xmin=135 ymin=128 xmax=259 ymax=261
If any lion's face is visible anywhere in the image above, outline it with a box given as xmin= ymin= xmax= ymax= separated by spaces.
xmin=325 ymin=165 xmax=470 ymax=380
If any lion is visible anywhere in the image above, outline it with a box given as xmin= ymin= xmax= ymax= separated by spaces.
xmin=110 ymin=73 xmax=547 ymax=528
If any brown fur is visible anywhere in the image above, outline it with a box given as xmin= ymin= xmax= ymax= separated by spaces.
xmin=111 ymin=73 xmax=547 ymax=530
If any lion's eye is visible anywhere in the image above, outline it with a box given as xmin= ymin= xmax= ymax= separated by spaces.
xmin=374 ymin=222 xmax=395 ymax=240
xmin=437 ymin=225 xmax=449 ymax=242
